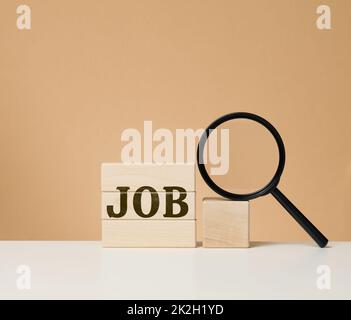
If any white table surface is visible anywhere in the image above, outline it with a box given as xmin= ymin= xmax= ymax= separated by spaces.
xmin=0 ymin=241 xmax=350 ymax=300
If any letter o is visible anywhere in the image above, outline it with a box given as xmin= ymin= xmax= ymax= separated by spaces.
xmin=133 ymin=186 xmax=159 ymax=218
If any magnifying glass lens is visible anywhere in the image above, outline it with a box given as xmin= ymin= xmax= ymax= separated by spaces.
xmin=204 ymin=119 xmax=280 ymax=194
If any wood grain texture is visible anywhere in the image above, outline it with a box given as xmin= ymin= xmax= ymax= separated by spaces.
xmin=102 ymin=191 xmax=195 ymax=220
xmin=102 ymin=220 xmax=196 ymax=247
xmin=101 ymin=163 xmax=195 ymax=192
xmin=202 ymin=198 xmax=250 ymax=248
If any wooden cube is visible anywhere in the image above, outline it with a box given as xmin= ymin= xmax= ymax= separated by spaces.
xmin=101 ymin=163 xmax=196 ymax=247
xmin=202 ymin=198 xmax=249 ymax=248
xmin=101 ymin=163 xmax=195 ymax=192
xmin=102 ymin=220 xmax=196 ymax=248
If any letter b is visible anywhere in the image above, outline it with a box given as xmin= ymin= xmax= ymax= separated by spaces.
xmin=163 ymin=186 xmax=188 ymax=218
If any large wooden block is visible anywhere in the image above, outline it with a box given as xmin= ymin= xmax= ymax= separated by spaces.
xmin=102 ymin=220 xmax=196 ymax=247
xmin=102 ymin=191 xmax=195 ymax=219
xmin=101 ymin=163 xmax=195 ymax=192
xmin=202 ymin=198 xmax=249 ymax=248
xmin=101 ymin=163 xmax=196 ymax=247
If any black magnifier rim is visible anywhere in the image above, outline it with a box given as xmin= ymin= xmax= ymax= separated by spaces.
xmin=197 ymin=112 xmax=286 ymax=201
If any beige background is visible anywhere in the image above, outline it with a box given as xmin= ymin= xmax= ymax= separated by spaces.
xmin=0 ymin=0 xmax=350 ymax=241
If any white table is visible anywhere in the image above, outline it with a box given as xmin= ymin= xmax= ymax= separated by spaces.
xmin=0 ymin=241 xmax=350 ymax=299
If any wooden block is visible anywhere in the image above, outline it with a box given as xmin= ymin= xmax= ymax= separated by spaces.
xmin=101 ymin=163 xmax=195 ymax=192
xmin=102 ymin=191 xmax=195 ymax=220
xmin=101 ymin=163 xmax=196 ymax=247
xmin=102 ymin=220 xmax=196 ymax=247
xmin=202 ymin=198 xmax=249 ymax=248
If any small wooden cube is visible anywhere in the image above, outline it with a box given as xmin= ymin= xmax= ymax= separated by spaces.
xmin=202 ymin=198 xmax=249 ymax=248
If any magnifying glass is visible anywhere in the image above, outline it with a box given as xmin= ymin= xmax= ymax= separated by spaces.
xmin=197 ymin=112 xmax=328 ymax=248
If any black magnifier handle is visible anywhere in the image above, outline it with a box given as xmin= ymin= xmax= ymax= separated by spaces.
xmin=271 ymin=188 xmax=328 ymax=248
